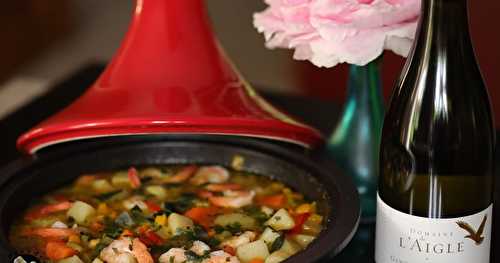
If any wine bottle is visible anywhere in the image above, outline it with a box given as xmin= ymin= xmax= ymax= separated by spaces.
xmin=375 ymin=0 xmax=495 ymax=262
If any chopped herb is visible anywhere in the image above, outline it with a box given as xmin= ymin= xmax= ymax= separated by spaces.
xmin=206 ymin=237 xmax=221 ymax=247
xmin=165 ymin=193 xmax=198 ymax=213
xmin=270 ymin=234 xmax=285 ymax=252
xmin=214 ymin=222 xmax=242 ymax=235
xmin=244 ymin=206 xmax=270 ymax=224
xmin=94 ymin=190 xmax=122 ymax=201
xmin=150 ymin=244 xmax=173 ymax=256
xmin=130 ymin=205 xmax=151 ymax=224
xmin=184 ymin=250 xmax=210 ymax=262
xmin=103 ymin=218 xmax=123 ymax=238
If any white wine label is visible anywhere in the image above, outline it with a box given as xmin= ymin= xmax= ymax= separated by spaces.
xmin=375 ymin=194 xmax=492 ymax=263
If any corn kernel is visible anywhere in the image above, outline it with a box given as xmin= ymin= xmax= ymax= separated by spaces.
xmin=89 ymin=239 xmax=101 ymax=249
xmin=155 ymin=214 xmax=168 ymax=226
xmin=231 ymin=155 xmax=245 ymax=171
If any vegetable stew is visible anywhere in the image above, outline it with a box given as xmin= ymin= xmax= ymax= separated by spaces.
xmin=10 ymin=162 xmax=324 ymax=263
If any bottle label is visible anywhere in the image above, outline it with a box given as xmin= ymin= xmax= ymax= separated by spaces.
xmin=375 ymin=194 xmax=492 ymax=263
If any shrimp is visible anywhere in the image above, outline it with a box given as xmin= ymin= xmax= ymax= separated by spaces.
xmin=159 ymin=248 xmax=187 ymax=263
xmin=189 ymin=166 xmax=229 ymax=186
xmin=162 ymin=165 xmax=197 ymax=184
xmin=209 ymin=190 xmax=255 ymax=208
xmin=220 ymin=231 xmax=256 ymax=249
xmin=203 ymin=250 xmax=240 ymax=263
xmin=159 ymin=241 xmax=210 ymax=263
xmin=100 ymin=238 xmax=153 ymax=263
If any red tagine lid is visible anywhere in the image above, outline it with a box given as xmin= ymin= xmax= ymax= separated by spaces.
xmin=17 ymin=0 xmax=324 ymax=154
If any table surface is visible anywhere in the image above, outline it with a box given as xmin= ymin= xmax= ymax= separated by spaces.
xmin=0 ymin=64 xmax=498 ymax=262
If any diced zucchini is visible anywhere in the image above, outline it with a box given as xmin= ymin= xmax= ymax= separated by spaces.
xmin=293 ymin=234 xmax=315 ymax=248
xmin=67 ymin=201 xmax=96 ymax=224
xmin=92 ymin=179 xmax=115 ymax=193
xmin=111 ymin=172 xmax=130 ymax=188
xmin=236 ymin=240 xmax=270 ymax=263
xmin=259 ymin=227 xmax=281 ymax=248
xmin=145 ymin=185 xmax=167 ymax=200
xmin=168 ymin=213 xmax=194 ymax=234
xmin=57 ymin=255 xmax=84 ymax=263
xmin=265 ymin=209 xmax=295 ymax=231
xmin=264 ymin=250 xmax=291 ymax=263
xmin=280 ymin=239 xmax=302 ymax=254
xmin=214 ymin=213 xmax=257 ymax=230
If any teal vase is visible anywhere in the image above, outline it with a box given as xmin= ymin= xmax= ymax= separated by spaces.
xmin=327 ymin=60 xmax=385 ymax=222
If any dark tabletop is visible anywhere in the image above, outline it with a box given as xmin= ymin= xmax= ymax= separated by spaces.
xmin=0 ymin=64 xmax=497 ymax=262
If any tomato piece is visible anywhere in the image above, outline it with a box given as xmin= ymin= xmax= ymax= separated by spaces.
xmin=25 ymin=201 xmax=73 ymax=221
xmin=249 ymin=259 xmax=265 ymax=263
xmin=288 ymin=212 xmax=311 ymax=235
xmin=45 ymin=241 xmax=77 ymax=260
xmin=145 ymin=200 xmax=162 ymax=213
xmin=138 ymin=228 xmax=164 ymax=246
xmin=128 ymin=167 xmax=141 ymax=189
xmin=257 ymin=194 xmax=287 ymax=209
xmin=184 ymin=206 xmax=220 ymax=228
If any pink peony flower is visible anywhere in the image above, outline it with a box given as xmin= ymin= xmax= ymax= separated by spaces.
xmin=254 ymin=0 xmax=420 ymax=67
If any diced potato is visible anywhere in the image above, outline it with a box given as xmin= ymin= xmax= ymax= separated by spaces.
xmin=67 ymin=201 xmax=96 ymax=224
xmin=145 ymin=185 xmax=167 ymax=200
xmin=236 ymin=240 xmax=270 ymax=263
xmin=168 ymin=213 xmax=194 ymax=234
xmin=92 ymin=179 xmax=115 ymax=193
xmin=92 ymin=259 xmax=104 ymax=263
xmin=280 ymin=239 xmax=302 ymax=255
xmin=265 ymin=209 xmax=295 ymax=231
xmin=259 ymin=227 xmax=281 ymax=248
xmin=264 ymin=250 xmax=291 ymax=263
xmin=293 ymin=234 xmax=315 ymax=248
xmin=214 ymin=213 xmax=257 ymax=230
xmin=111 ymin=172 xmax=130 ymax=188
xmin=261 ymin=206 xmax=274 ymax=217
xmin=57 ymin=255 xmax=84 ymax=263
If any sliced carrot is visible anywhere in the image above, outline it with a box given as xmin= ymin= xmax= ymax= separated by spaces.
xmin=128 ymin=167 xmax=141 ymax=189
xmin=25 ymin=201 xmax=73 ymax=221
xmin=24 ymin=228 xmax=77 ymax=241
xmin=249 ymin=259 xmax=265 ymax=263
xmin=184 ymin=206 xmax=220 ymax=228
xmin=45 ymin=241 xmax=77 ymax=260
xmin=205 ymin=183 xmax=242 ymax=192
xmin=223 ymin=245 xmax=236 ymax=256
xmin=257 ymin=194 xmax=287 ymax=209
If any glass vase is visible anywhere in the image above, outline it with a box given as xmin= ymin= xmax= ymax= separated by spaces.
xmin=327 ymin=60 xmax=385 ymax=222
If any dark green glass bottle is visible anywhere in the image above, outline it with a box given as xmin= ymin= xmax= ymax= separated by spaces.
xmin=375 ymin=0 xmax=495 ymax=262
